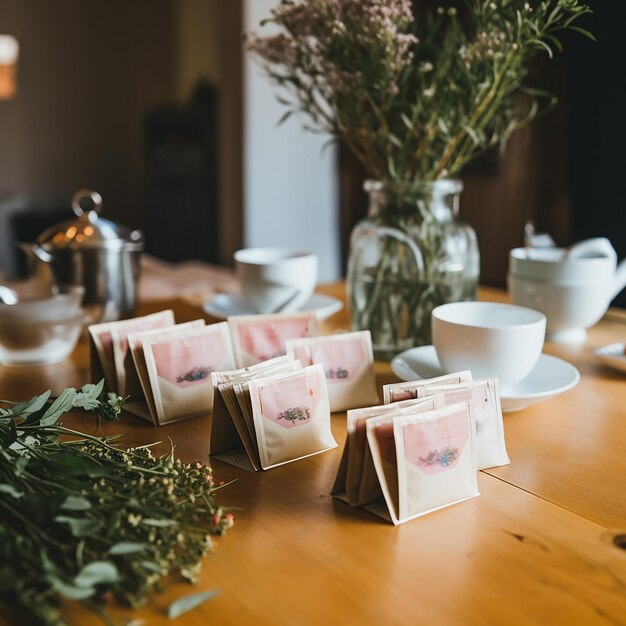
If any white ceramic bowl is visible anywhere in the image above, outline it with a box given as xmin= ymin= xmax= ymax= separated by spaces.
xmin=508 ymin=273 xmax=610 ymax=343
xmin=234 ymin=248 xmax=318 ymax=314
xmin=432 ymin=301 xmax=546 ymax=389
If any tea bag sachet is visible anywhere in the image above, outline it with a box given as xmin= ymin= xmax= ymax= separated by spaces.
xmin=142 ymin=322 xmax=236 ymax=425
xmin=414 ymin=379 xmax=509 ymax=469
xmin=248 ymin=364 xmax=337 ymax=470
xmin=89 ymin=310 xmax=175 ymax=392
xmin=228 ymin=311 xmax=320 ymax=367
xmin=285 ymin=331 xmax=379 ymax=412
xmin=383 ymin=370 xmax=473 ymax=404
xmin=125 ymin=320 xmax=206 ymax=423
xmin=209 ymin=355 xmax=302 ymax=470
xmin=332 ymin=396 xmax=444 ymax=507
xmin=391 ymin=402 xmax=479 ymax=524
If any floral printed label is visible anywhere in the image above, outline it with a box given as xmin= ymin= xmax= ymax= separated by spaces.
xmin=402 ymin=409 xmax=469 ymax=475
xmin=310 ymin=336 xmax=365 ymax=385
xmin=259 ymin=371 xmax=322 ymax=429
xmin=151 ymin=331 xmax=226 ymax=388
xmin=239 ymin=318 xmax=312 ymax=362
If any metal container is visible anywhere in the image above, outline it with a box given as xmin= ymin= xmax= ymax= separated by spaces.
xmin=20 ymin=189 xmax=144 ymax=323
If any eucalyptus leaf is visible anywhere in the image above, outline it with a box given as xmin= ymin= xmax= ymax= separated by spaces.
xmin=61 ymin=495 xmax=92 ymax=511
xmin=9 ymin=390 xmax=51 ymax=418
xmin=54 ymin=515 xmax=101 ymax=538
xmin=74 ymin=561 xmax=121 ymax=588
xmin=49 ymin=574 xmax=96 ymax=600
xmin=142 ymin=518 xmax=178 ymax=528
xmin=0 ymin=484 xmax=22 ymax=498
xmin=167 ymin=590 xmax=220 ymax=620
xmin=40 ymin=388 xmax=77 ymax=426
xmin=109 ymin=542 xmax=149 ymax=555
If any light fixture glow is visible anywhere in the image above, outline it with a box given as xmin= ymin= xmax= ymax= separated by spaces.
xmin=0 ymin=35 xmax=19 ymax=100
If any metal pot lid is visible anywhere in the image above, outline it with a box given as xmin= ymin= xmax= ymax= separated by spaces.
xmin=36 ymin=189 xmax=144 ymax=251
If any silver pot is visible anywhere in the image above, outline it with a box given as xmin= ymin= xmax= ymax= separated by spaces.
xmin=19 ymin=189 xmax=144 ymax=323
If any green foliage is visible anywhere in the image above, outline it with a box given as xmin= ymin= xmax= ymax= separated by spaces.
xmin=0 ymin=384 xmax=233 ymax=626
xmin=248 ymin=0 xmax=593 ymax=181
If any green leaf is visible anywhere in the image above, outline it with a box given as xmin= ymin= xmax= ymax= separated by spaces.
xmin=142 ymin=518 xmax=178 ymax=528
xmin=167 ymin=590 xmax=219 ymax=620
xmin=14 ymin=455 xmax=29 ymax=476
xmin=74 ymin=380 xmax=105 ymax=411
xmin=0 ymin=483 xmax=22 ymax=498
xmin=54 ymin=515 xmax=102 ymax=537
xmin=109 ymin=542 xmax=149 ymax=555
xmin=140 ymin=560 xmax=162 ymax=573
xmin=567 ymin=25 xmax=597 ymax=41
xmin=40 ymin=388 xmax=77 ymax=426
xmin=277 ymin=109 xmax=293 ymax=125
xmin=9 ymin=390 xmax=51 ymax=418
xmin=49 ymin=575 xmax=96 ymax=600
xmin=47 ymin=452 xmax=113 ymax=478
xmin=60 ymin=495 xmax=92 ymax=511
xmin=74 ymin=561 xmax=121 ymax=587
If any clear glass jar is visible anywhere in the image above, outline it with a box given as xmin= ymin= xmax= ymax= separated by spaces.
xmin=347 ymin=180 xmax=479 ymax=360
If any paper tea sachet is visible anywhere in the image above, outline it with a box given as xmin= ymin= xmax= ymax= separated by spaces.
xmin=285 ymin=331 xmax=379 ymax=412
xmin=383 ymin=371 xmax=473 ymax=404
xmin=141 ymin=322 xmax=236 ymax=425
xmin=126 ymin=320 xmax=206 ymax=422
xmin=89 ymin=310 xmax=175 ymax=392
xmin=332 ymin=396 xmax=444 ymax=507
xmin=228 ymin=311 xmax=320 ymax=367
xmin=413 ymin=379 xmax=510 ymax=469
xmin=248 ymin=363 xmax=337 ymax=470
xmin=210 ymin=356 xmax=302 ymax=470
xmin=392 ymin=403 xmax=479 ymax=524
xmin=366 ymin=402 xmax=478 ymax=525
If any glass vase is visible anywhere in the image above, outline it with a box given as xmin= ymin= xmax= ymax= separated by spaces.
xmin=347 ymin=180 xmax=479 ymax=360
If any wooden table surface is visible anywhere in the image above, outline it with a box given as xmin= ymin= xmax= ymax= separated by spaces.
xmin=2 ymin=284 xmax=626 ymax=626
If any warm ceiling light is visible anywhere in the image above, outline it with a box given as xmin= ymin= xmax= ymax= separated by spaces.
xmin=0 ymin=35 xmax=19 ymax=100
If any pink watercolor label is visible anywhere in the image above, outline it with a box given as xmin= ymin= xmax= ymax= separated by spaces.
xmin=310 ymin=337 xmax=365 ymax=384
xmin=389 ymin=388 xmax=417 ymax=402
xmin=114 ymin=316 xmax=172 ymax=360
xmin=151 ymin=331 xmax=226 ymax=388
xmin=402 ymin=409 xmax=469 ymax=475
xmin=374 ymin=421 xmax=397 ymax=467
xmin=239 ymin=318 xmax=312 ymax=362
xmin=259 ymin=371 xmax=322 ymax=429
xmin=441 ymin=385 xmax=491 ymax=435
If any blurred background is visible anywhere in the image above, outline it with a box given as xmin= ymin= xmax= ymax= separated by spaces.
xmin=0 ymin=0 xmax=624 ymax=299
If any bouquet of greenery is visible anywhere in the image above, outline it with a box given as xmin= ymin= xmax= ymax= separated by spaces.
xmin=0 ymin=382 xmax=233 ymax=626
xmin=248 ymin=0 xmax=593 ymax=356
xmin=248 ymin=0 xmax=593 ymax=181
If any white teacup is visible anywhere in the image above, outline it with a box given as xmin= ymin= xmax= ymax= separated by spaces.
xmin=432 ymin=302 xmax=546 ymax=390
xmin=234 ymin=248 xmax=318 ymax=314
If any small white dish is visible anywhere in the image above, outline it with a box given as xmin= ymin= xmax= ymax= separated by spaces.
xmin=203 ymin=292 xmax=343 ymax=321
xmin=391 ymin=345 xmax=580 ymax=413
xmin=594 ymin=342 xmax=626 ymax=374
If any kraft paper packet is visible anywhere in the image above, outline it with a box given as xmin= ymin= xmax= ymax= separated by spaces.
xmin=209 ymin=356 xmax=301 ymax=470
xmin=414 ymin=379 xmax=510 ymax=470
xmin=126 ymin=320 xmax=206 ymax=423
xmin=249 ymin=363 xmax=337 ymax=470
xmin=89 ymin=310 xmax=175 ymax=392
xmin=142 ymin=323 xmax=236 ymax=425
xmin=367 ymin=402 xmax=478 ymax=525
xmin=382 ymin=371 xmax=473 ymax=404
xmin=228 ymin=311 xmax=320 ymax=367
xmin=331 ymin=396 xmax=444 ymax=507
xmin=285 ymin=331 xmax=379 ymax=412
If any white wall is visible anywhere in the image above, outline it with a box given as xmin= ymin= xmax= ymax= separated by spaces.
xmin=243 ymin=0 xmax=340 ymax=281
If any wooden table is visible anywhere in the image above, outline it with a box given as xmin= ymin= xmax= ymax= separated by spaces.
xmin=2 ymin=285 xmax=626 ymax=626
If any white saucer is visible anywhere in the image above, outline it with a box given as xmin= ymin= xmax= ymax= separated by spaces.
xmin=203 ymin=292 xmax=344 ymax=321
xmin=594 ymin=342 xmax=626 ymax=374
xmin=391 ymin=346 xmax=580 ymax=413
